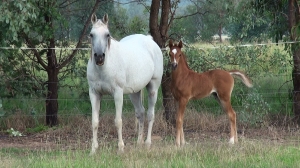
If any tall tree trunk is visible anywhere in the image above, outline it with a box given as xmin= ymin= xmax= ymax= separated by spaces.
xmin=45 ymin=13 xmax=59 ymax=126
xmin=288 ymin=0 xmax=300 ymax=123
xmin=150 ymin=0 xmax=177 ymax=127
xmin=45 ymin=43 xmax=59 ymax=126
xmin=46 ymin=67 xmax=59 ymax=126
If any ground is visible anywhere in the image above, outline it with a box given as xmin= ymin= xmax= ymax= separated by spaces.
xmin=0 ymin=112 xmax=299 ymax=151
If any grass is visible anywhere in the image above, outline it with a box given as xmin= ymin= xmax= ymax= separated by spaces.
xmin=1 ymin=139 xmax=300 ymax=168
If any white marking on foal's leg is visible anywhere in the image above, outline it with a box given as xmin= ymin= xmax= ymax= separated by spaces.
xmin=229 ymin=136 xmax=235 ymax=144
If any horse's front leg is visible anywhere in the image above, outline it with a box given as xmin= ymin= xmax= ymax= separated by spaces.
xmin=176 ymin=98 xmax=188 ymax=147
xmin=114 ymin=89 xmax=125 ymax=152
xmin=89 ymin=88 xmax=101 ymax=155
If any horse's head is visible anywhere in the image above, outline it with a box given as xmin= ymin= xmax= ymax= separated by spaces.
xmin=90 ymin=13 xmax=111 ymax=66
xmin=168 ymin=39 xmax=183 ymax=70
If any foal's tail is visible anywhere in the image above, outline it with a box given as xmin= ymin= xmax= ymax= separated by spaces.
xmin=229 ymin=70 xmax=253 ymax=88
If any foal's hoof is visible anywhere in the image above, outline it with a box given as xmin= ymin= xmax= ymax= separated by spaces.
xmin=229 ymin=137 xmax=235 ymax=145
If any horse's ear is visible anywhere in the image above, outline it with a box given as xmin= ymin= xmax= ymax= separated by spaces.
xmin=178 ymin=40 xmax=183 ymax=48
xmin=169 ymin=39 xmax=174 ymax=49
xmin=91 ymin=13 xmax=97 ymax=24
xmin=103 ymin=13 xmax=109 ymax=25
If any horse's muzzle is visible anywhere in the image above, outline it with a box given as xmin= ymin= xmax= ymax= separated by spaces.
xmin=94 ymin=53 xmax=105 ymax=66
xmin=172 ymin=63 xmax=178 ymax=70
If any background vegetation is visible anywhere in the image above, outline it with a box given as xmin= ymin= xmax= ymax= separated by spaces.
xmin=0 ymin=0 xmax=299 ymax=167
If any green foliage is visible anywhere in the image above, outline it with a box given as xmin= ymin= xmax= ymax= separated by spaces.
xmin=0 ymin=1 xmax=39 ymax=44
xmin=26 ymin=125 xmax=48 ymax=133
xmin=197 ymin=0 xmax=233 ymax=42
xmin=170 ymin=5 xmax=199 ymax=42
xmin=236 ymin=87 xmax=270 ymax=126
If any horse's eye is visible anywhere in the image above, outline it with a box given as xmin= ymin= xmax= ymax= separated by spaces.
xmin=90 ymin=34 xmax=93 ymax=38
xmin=107 ymin=34 xmax=110 ymax=38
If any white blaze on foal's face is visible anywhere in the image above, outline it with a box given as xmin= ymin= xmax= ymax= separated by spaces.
xmin=172 ymin=49 xmax=177 ymax=64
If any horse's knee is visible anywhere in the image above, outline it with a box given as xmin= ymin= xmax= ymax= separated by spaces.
xmin=115 ymin=118 xmax=122 ymax=128
xmin=92 ymin=118 xmax=99 ymax=129
xmin=147 ymin=112 xmax=154 ymax=122
xmin=136 ymin=111 xmax=145 ymax=122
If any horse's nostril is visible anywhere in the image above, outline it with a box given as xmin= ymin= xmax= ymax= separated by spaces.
xmin=94 ymin=53 xmax=97 ymax=57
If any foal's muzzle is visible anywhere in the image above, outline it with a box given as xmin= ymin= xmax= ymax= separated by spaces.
xmin=94 ymin=53 xmax=105 ymax=66
xmin=172 ymin=63 xmax=178 ymax=70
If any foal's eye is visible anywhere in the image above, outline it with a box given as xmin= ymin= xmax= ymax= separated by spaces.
xmin=89 ymin=34 xmax=93 ymax=38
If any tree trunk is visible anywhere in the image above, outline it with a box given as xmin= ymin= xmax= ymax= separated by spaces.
xmin=45 ymin=13 xmax=59 ymax=126
xmin=46 ymin=68 xmax=59 ymax=126
xmin=288 ymin=0 xmax=300 ymax=123
xmin=161 ymin=71 xmax=177 ymax=127
xmin=150 ymin=0 xmax=177 ymax=126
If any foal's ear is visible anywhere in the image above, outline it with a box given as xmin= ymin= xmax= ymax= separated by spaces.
xmin=103 ymin=14 xmax=109 ymax=25
xmin=91 ymin=13 xmax=97 ymax=24
xmin=178 ymin=40 xmax=183 ymax=48
xmin=169 ymin=39 xmax=174 ymax=49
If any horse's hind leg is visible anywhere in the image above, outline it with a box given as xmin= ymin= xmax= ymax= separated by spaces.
xmin=129 ymin=91 xmax=145 ymax=145
xmin=144 ymin=80 xmax=160 ymax=148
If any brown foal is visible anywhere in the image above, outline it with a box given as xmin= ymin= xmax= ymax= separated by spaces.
xmin=168 ymin=40 xmax=253 ymax=147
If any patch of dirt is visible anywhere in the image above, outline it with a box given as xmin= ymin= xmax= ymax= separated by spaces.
xmin=1 ymin=113 xmax=300 ymax=151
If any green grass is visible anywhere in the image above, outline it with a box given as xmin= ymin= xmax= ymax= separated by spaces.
xmin=1 ymin=140 xmax=300 ymax=168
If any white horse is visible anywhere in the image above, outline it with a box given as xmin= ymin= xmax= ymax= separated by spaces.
xmin=87 ymin=14 xmax=163 ymax=154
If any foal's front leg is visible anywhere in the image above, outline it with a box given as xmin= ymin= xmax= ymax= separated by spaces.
xmin=114 ymin=89 xmax=125 ymax=152
xmin=176 ymin=98 xmax=188 ymax=147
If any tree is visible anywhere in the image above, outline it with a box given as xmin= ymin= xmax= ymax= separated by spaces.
xmin=251 ymin=0 xmax=300 ymax=122
xmin=196 ymin=0 xmax=232 ymax=42
xmin=288 ymin=0 xmax=300 ymax=122
xmin=149 ymin=0 xmax=176 ymax=126
xmin=149 ymin=0 xmax=206 ymax=126
xmin=0 ymin=0 xmax=102 ymax=126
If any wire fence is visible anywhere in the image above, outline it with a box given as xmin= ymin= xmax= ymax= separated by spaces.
xmin=0 ymin=41 xmax=296 ymax=125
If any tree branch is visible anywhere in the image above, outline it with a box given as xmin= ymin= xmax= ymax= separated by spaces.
xmin=58 ymin=0 xmax=101 ymax=70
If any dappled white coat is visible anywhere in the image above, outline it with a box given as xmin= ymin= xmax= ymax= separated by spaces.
xmin=87 ymin=32 xmax=163 ymax=154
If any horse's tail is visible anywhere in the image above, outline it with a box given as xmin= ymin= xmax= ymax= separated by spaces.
xmin=229 ymin=70 xmax=253 ymax=88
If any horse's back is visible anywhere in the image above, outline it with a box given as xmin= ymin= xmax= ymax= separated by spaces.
xmin=116 ymin=34 xmax=163 ymax=93
xmin=120 ymin=34 xmax=163 ymax=78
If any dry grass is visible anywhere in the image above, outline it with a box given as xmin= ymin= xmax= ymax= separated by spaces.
xmin=1 ymin=109 xmax=299 ymax=152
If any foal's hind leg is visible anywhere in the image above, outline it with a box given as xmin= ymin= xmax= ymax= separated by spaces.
xmin=129 ymin=91 xmax=145 ymax=145
xmin=219 ymin=98 xmax=238 ymax=144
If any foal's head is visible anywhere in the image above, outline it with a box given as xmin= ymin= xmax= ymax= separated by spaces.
xmin=90 ymin=13 xmax=111 ymax=66
xmin=168 ymin=40 xmax=184 ymax=70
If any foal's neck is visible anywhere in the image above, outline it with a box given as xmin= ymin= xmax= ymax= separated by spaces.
xmin=172 ymin=54 xmax=191 ymax=79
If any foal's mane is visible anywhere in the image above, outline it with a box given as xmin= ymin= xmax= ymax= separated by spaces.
xmin=180 ymin=50 xmax=191 ymax=70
